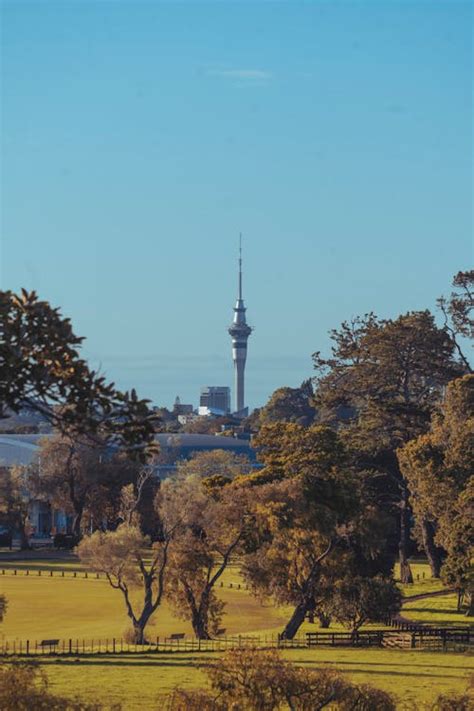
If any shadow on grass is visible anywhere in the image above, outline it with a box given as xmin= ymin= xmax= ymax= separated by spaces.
xmin=289 ymin=657 xmax=472 ymax=672
xmin=289 ymin=663 xmax=467 ymax=681
xmin=34 ymin=655 xmax=215 ymax=670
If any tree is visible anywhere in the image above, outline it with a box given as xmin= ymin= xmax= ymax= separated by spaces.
xmin=0 ymin=595 xmax=7 ymax=623
xmin=0 ymin=466 xmax=31 ymax=549
xmin=313 ymin=310 xmax=464 ymax=583
xmin=0 ymin=289 xmax=157 ymax=458
xmin=0 ymin=661 xmax=110 ymax=710
xmin=328 ymin=575 xmax=401 ymax=635
xmin=244 ymin=422 xmax=394 ymax=639
xmin=163 ymin=648 xmax=396 ymax=710
xmin=175 ymin=449 xmax=252 ymax=482
xmin=438 ymin=479 xmax=474 ymax=616
xmin=77 ymin=522 xmax=175 ymax=644
xmin=161 ymin=475 xmax=253 ymax=638
xmin=431 ymin=673 xmax=474 ymax=711
xmin=258 ymin=380 xmax=316 ymax=427
xmin=399 ymin=375 xmax=474 ymax=589
xmin=438 ymin=270 xmax=474 ymax=372
xmin=32 ymin=434 xmax=140 ymax=539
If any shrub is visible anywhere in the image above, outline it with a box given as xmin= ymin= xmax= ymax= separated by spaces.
xmin=0 ymin=661 xmax=117 ymax=710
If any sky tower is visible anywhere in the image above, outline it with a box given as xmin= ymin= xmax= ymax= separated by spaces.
xmin=228 ymin=237 xmax=252 ymax=416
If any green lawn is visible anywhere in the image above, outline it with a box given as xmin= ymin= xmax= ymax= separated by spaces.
xmin=0 ymin=575 xmax=291 ymax=643
xmin=403 ymin=593 xmax=472 ymax=627
xmin=1 ymin=556 xmax=472 ymax=709
xmin=30 ymin=648 xmax=474 ymax=710
xmin=395 ymin=560 xmax=446 ymax=597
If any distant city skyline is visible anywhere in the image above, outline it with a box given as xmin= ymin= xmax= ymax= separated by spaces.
xmin=1 ymin=1 xmax=472 ymax=410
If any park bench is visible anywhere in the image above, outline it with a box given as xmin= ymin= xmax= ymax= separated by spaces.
xmin=216 ymin=628 xmax=226 ymax=636
xmin=169 ymin=633 xmax=185 ymax=641
xmin=39 ymin=639 xmax=60 ymax=649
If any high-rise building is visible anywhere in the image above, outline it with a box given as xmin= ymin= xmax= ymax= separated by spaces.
xmin=199 ymin=386 xmax=231 ymax=415
xmin=228 ymin=238 xmax=252 ymax=416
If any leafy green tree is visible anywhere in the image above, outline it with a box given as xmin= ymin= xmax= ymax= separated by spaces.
xmin=31 ymin=434 xmax=140 ymax=539
xmin=161 ymin=475 xmax=253 ymax=638
xmin=438 ymin=270 xmax=474 ymax=372
xmin=258 ymin=380 xmax=316 ymax=427
xmin=78 ymin=523 xmax=175 ymax=644
xmin=242 ymin=423 xmax=393 ymax=639
xmin=438 ymin=480 xmax=474 ymax=616
xmin=399 ymin=375 xmax=474 ymax=593
xmin=328 ymin=575 xmax=401 ymax=635
xmin=175 ymin=449 xmax=252 ymax=481
xmin=0 ymin=466 xmax=31 ymax=549
xmin=313 ymin=310 xmax=464 ymax=583
xmin=164 ymin=648 xmax=396 ymax=710
xmin=0 ymin=595 xmax=7 ymax=623
xmin=0 ymin=661 xmax=110 ymax=710
xmin=0 ymin=289 xmax=157 ymax=459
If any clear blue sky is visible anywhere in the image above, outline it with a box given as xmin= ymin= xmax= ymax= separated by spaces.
xmin=1 ymin=1 xmax=472 ymax=410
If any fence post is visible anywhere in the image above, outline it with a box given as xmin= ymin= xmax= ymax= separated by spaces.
xmin=26 ymin=640 xmax=30 ymax=655
xmin=113 ymin=638 xmax=116 ymax=654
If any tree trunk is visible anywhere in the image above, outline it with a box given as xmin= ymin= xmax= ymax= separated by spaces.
xmin=421 ymin=518 xmax=442 ymax=578
xmin=280 ymin=599 xmax=311 ymax=640
xmin=72 ymin=505 xmax=84 ymax=540
xmin=317 ymin=611 xmax=331 ymax=629
xmin=17 ymin=516 xmax=30 ymax=550
xmin=133 ymin=603 xmax=154 ymax=644
xmin=191 ymin=610 xmax=211 ymax=640
xmin=465 ymin=592 xmax=474 ymax=618
xmin=132 ymin=619 xmax=147 ymax=645
xmin=399 ymin=489 xmax=413 ymax=584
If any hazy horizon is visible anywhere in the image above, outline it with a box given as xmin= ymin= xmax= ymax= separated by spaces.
xmin=2 ymin=1 xmax=472 ymax=410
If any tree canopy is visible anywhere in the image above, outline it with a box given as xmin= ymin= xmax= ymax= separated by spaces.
xmin=0 ymin=289 xmax=157 ymax=459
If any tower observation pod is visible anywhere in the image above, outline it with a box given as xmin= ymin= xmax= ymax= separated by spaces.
xmin=228 ymin=237 xmax=252 ymax=417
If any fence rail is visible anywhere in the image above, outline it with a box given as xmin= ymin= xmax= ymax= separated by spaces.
xmin=1 ymin=626 xmax=472 ymax=658
xmin=0 ymin=634 xmax=305 ymax=657
xmin=0 ymin=567 xmax=248 ymax=590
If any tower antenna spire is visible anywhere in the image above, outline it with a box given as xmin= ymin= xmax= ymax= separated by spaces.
xmin=238 ymin=232 xmax=243 ymax=300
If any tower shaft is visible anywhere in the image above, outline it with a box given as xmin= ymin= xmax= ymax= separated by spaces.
xmin=228 ymin=238 xmax=252 ymax=415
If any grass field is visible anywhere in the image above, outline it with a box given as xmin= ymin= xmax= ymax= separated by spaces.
xmin=28 ymin=648 xmax=474 ymax=710
xmin=402 ymin=594 xmax=471 ymax=627
xmin=1 ymin=555 xmax=472 ymax=709
xmin=395 ymin=560 xmax=445 ymax=597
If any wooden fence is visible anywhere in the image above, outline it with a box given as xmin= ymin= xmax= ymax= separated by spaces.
xmin=1 ymin=626 xmax=472 ymax=658
xmin=0 ymin=634 xmax=305 ymax=657
xmin=0 ymin=567 xmax=248 ymax=590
